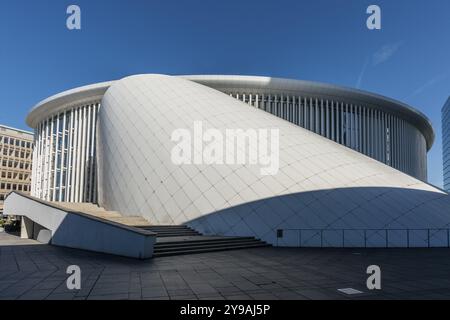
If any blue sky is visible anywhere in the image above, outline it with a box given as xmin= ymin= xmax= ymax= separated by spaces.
xmin=0 ymin=0 xmax=449 ymax=187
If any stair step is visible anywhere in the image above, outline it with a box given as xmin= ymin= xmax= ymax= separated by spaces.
xmin=155 ymin=237 xmax=257 ymax=247
xmin=136 ymin=225 xmax=194 ymax=229
xmin=157 ymin=234 xmax=199 ymax=236
xmin=153 ymin=243 xmax=270 ymax=257
xmin=152 ymin=230 xmax=199 ymax=233
xmin=146 ymin=228 xmax=198 ymax=233
xmin=134 ymin=224 xmax=270 ymax=257
xmin=140 ymin=228 xmax=197 ymax=233
xmin=154 ymin=240 xmax=266 ymax=252
xmin=148 ymin=230 xmax=198 ymax=233
xmin=156 ymin=233 xmax=201 ymax=238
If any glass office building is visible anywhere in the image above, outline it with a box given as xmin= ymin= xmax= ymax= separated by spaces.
xmin=442 ymin=97 xmax=450 ymax=191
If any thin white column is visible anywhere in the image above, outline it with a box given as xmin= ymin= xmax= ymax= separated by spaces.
xmin=331 ymin=101 xmax=335 ymax=141
xmin=67 ymin=109 xmax=74 ymax=201
xmin=83 ymin=105 xmax=91 ymax=201
xmin=72 ymin=108 xmax=80 ymax=201
xmin=79 ymin=106 xmax=87 ymax=202
xmin=51 ymin=116 xmax=60 ymax=201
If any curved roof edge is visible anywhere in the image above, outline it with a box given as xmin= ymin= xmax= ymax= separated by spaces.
xmin=182 ymin=75 xmax=435 ymax=150
xmin=26 ymin=81 xmax=115 ymax=128
xmin=26 ymin=74 xmax=435 ymax=150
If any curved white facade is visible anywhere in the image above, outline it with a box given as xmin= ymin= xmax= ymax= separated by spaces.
xmin=26 ymin=74 xmax=450 ymax=247
xmin=184 ymin=75 xmax=432 ymax=180
xmin=28 ymin=76 xmax=433 ymax=203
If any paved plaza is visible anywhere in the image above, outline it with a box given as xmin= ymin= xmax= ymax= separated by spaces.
xmin=1 ymin=232 xmax=450 ymax=300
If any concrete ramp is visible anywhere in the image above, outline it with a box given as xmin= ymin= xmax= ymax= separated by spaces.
xmin=54 ymin=202 xmax=152 ymax=227
xmin=3 ymin=192 xmax=156 ymax=259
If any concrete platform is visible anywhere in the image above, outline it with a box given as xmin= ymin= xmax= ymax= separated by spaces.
xmin=2 ymin=232 xmax=450 ymax=300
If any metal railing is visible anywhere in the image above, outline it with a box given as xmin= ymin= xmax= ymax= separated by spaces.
xmin=275 ymin=228 xmax=450 ymax=248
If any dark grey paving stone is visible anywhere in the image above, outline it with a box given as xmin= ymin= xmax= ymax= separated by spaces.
xmin=128 ymin=293 xmax=142 ymax=300
xmin=198 ymin=295 xmax=225 ymax=300
xmin=87 ymin=293 xmax=129 ymax=300
xmin=292 ymin=289 xmax=334 ymax=300
xmin=170 ymin=295 xmax=198 ymax=300
xmin=0 ymin=285 xmax=32 ymax=298
xmin=142 ymin=286 xmax=168 ymax=298
xmin=5 ymin=233 xmax=450 ymax=300
xmin=272 ymin=290 xmax=309 ymax=300
xmin=249 ymin=293 xmax=280 ymax=300
xmin=216 ymin=286 xmax=243 ymax=294
xmin=223 ymin=294 xmax=253 ymax=300
xmin=45 ymin=292 xmax=77 ymax=300
xmin=33 ymin=280 xmax=65 ymax=290
xmin=142 ymin=296 xmax=170 ymax=300
xmin=188 ymin=283 xmax=219 ymax=294
xmin=167 ymin=289 xmax=195 ymax=296
xmin=18 ymin=289 xmax=52 ymax=300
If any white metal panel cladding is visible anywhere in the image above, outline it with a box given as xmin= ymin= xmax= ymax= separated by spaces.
xmin=223 ymin=92 xmax=428 ymax=180
xmin=31 ymin=103 xmax=99 ymax=203
xmin=94 ymin=74 xmax=450 ymax=248
xmin=28 ymin=75 xmax=432 ymax=205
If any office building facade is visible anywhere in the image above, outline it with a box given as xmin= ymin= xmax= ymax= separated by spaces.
xmin=0 ymin=125 xmax=33 ymax=215
xmin=442 ymin=98 xmax=450 ymax=192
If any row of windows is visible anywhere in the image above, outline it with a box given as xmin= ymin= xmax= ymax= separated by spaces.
xmin=0 ymin=183 xmax=30 ymax=192
xmin=1 ymin=160 xmax=32 ymax=170
xmin=1 ymin=147 xmax=32 ymax=159
xmin=0 ymin=171 xmax=30 ymax=181
xmin=0 ymin=135 xmax=33 ymax=149
xmin=441 ymin=103 xmax=450 ymax=117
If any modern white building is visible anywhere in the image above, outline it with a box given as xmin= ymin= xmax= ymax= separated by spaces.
xmin=17 ymin=74 xmax=450 ymax=248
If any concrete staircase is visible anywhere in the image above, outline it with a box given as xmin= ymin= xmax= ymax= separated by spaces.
xmin=54 ymin=203 xmax=270 ymax=257
xmin=135 ymin=225 xmax=270 ymax=257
